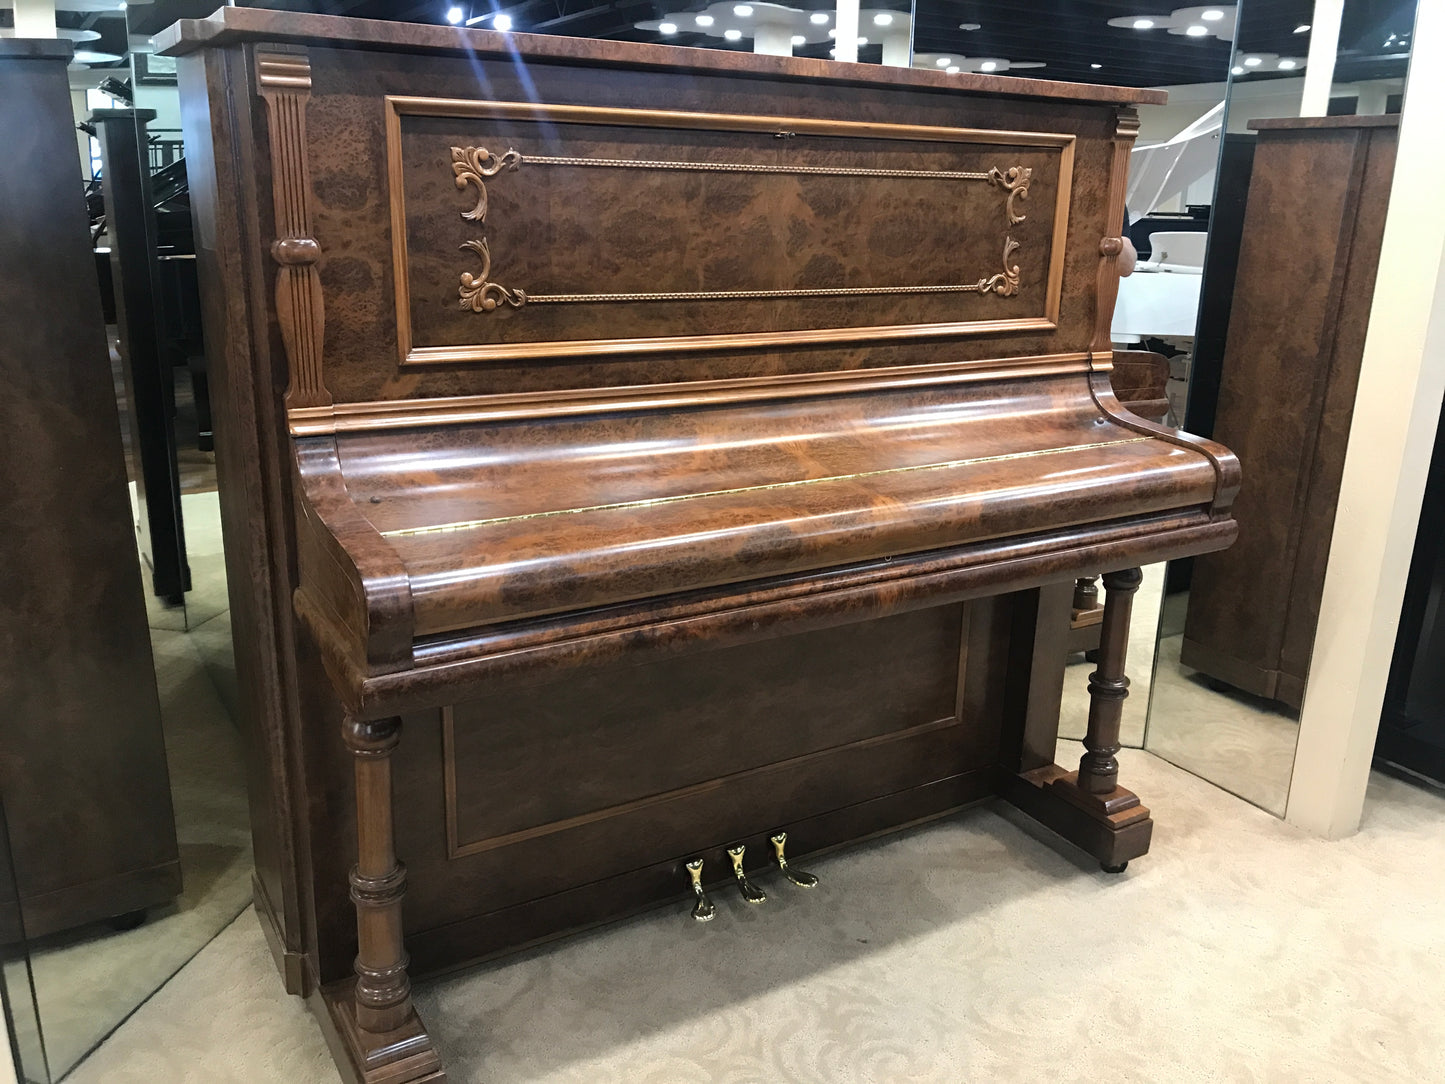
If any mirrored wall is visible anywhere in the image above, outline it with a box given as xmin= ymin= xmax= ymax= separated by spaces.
xmin=1142 ymin=0 xmax=1420 ymax=815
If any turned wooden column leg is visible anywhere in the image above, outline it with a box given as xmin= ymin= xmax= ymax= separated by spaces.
xmin=1072 ymin=576 xmax=1099 ymax=614
xmin=343 ymin=715 xmax=413 ymax=1035
xmin=1078 ymin=567 xmax=1143 ymax=795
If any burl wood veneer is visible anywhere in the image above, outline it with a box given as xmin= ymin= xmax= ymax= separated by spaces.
xmin=160 ymin=10 xmax=1237 ymax=1082
xmin=1182 ymin=115 xmax=1398 ymax=709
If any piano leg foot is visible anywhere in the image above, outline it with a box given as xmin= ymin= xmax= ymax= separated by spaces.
xmin=1002 ymin=568 xmax=1154 ymax=870
xmin=1101 ymin=861 xmax=1129 ymax=875
xmin=331 ymin=715 xmax=445 ymax=1083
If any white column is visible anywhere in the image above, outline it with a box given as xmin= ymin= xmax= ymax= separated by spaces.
xmin=754 ymin=20 xmax=793 ymax=57
xmin=13 ymin=0 xmax=58 ymax=37
xmin=1300 ymin=0 xmax=1344 ymax=117
xmin=881 ymin=26 xmax=910 ymax=68
xmin=1355 ymin=82 xmax=1390 ymax=115
xmin=834 ymin=0 xmax=859 ymax=63
xmin=1288 ymin=0 xmax=1445 ymax=837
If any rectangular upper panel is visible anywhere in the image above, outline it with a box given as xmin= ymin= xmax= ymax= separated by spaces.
xmin=389 ymin=97 xmax=1074 ymax=367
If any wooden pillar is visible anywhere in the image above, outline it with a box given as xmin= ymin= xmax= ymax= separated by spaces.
xmin=342 ymin=716 xmax=413 ymax=1034
xmin=1078 ymin=567 xmax=1142 ymax=794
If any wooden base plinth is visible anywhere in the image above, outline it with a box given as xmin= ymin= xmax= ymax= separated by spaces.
xmin=1003 ymin=763 xmax=1153 ymax=868
xmin=313 ymin=980 xmax=446 ymax=1084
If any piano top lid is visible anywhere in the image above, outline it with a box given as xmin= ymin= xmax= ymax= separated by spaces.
xmin=154 ymin=6 xmax=1166 ymax=108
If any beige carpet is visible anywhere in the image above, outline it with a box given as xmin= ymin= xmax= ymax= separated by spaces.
xmin=66 ymin=741 xmax=1445 ymax=1083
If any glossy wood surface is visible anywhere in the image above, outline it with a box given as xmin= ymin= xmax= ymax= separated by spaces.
xmin=166 ymin=15 xmax=1235 ymax=1083
xmin=1182 ymin=118 xmax=1397 ymax=707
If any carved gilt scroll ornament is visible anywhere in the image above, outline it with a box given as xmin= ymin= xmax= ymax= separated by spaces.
xmin=452 ymin=145 xmax=1034 ymax=312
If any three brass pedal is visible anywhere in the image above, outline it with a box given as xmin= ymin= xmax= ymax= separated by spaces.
xmin=684 ymin=832 xmax=817 ymax=922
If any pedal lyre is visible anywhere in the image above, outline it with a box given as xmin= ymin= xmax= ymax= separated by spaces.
xmin=726 ymin=845 xmax=767 ymax=904
xmin=686 ymin=858 xmax=716 ymax=922
xmin=770 ymin=832 xmax=819 ymax=888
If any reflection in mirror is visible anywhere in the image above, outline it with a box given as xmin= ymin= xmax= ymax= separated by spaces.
xmin=1145 ymin=0 xmax=1419 ymax=814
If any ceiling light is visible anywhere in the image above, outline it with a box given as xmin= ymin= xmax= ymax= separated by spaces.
xmin=1243 ymin=55 xmax=1261 ymax=66
xmin=980 ymin=60 xmax=997 ymax=72
xmin=659 ymin=21 xmax=677 ymax=33
xmin=446 ymin=6 xmax=464 ymax=24
xmin=1294 ymin=24 xmax=1310 ymax=33
xmin=875 ymin=12 xmax=894 ymax=25
xmin=791 ymin=34 xmax=805 ymax=45
xmin=493 ymin=13 xmax=512 ymax=31
xmin=1231 ymin=65 xmax=1244 ymax=75
xmin=857 ymin=36 xmax=868 ymax=45
xmin=946 ymin=65 xmax=960 ymax=73
xmin=695 ymin=14 xmax=714 ymax=26
xmin=1185 ymin=25 xmax=1208 ymax=37
xmin=827 ymin=28 xmax=836 ymax=37
xmin=1201 ymin=8 xmax=1224 ymax=20
xmin=958 ymin=22 xmax=980 ymax=30
xmin=810 ymin=11 xmax=829 ymax=23
xmin=724 ymin=28 xmax=743 ymax=40
xmin=829 ymin=46 xmax=837 ymax=56
xmin=1277 ymin=59 xmax=1297 ymax=70
xmin=734 ymin=4 xmax=753 ymax=15
xmin=1091 ymin=62 xmax=1102 ymax=69
xmin=936 ymin=56 xmax=951 ymax=66
xmin=1132 ymin=19 xmax=1155 ymax=30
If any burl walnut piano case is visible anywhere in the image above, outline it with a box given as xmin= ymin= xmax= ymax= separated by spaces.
xmin=159 ymin=10 xmax=1238 ymax=1081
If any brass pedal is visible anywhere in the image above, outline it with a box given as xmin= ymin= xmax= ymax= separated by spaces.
xmin=727 ymin=845 xmax=767 ymax=904
xmin=685 ymin=858 xmax=716 ymax=922
xmin=770 ymin=832 xmax=819 ymax=889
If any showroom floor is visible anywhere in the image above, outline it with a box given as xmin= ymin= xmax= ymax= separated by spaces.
xmin=62 ymin=740 xmax=1445 ymax=1083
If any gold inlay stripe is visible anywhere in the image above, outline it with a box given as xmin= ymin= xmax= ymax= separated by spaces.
xmin=525 ymin=281 xmax=996 ymax=305
xmin=521 ymin=153 xmax=992 ymax=180
xmin=380 ymin=436 xmax=1153 ymax=538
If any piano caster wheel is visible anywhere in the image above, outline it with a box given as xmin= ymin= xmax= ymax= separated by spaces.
xmin=1101 ymin=861 xmax=1129 ymax=875
xmin=770 ymin=832 xmax=818 ymax=889
xmin=685 ymin=858 xmax=716 ymax=922
xmin=727 ymin=845 xmax=767 ymax=904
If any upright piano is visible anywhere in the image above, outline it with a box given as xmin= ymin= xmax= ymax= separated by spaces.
xmin=160 ymin=10 xmax=1239 ymax=1082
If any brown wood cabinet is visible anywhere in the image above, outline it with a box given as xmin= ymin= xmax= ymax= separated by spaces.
xmin=1182 ymin=115 xmax=1399 ymax=709
xmin=0 ymin=39 xmax=180 ymax=939
xmin=160 ymin=10 xmax=1238 ymax=1081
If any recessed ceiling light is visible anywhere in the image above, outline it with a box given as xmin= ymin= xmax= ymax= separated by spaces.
xmin=493 ymin=13 xmax=512 ymax=31
xmin=810 ymin=11 xmax=829 ymax=23
xmin=946 ymin=65 xmax=960 ymax=73
xmin=1231 ymin=65 xmax=1244 ymax=75
xmin=936 ymin=56 xmax=951 ymax=66
xmin=1295 ymin=24 xmax=1311 ymax=33
xmin=659 ymin=21 xmax=677 ymax=33
xmin=827 ymin=28 xmax=836 ymax=37
xmin=1132 ymin=19 xmax=1155 ymax=30
xmin=1091 ymin=62 xmax=1102 ymax=69
xmin=446 ymin=6 xmax=464 ymax=24
xmin=1185 ymin=25 xmax=1208 ymax=37
xmin=724 ymin=28 xmax=743 ymax=40
xmin=733 ymin=4 xmax=753 ymax=15
xmin=829 ymin=46 xmax=837 ymax=56
xmin=959 ymin=22 xmax=980 ymax=31
xmin=695 ymin=14 xmax=714 ymax=26
xmin=980 ymin=60 xmax=997 ymax=72
xmin=1201 ymin=8 xmax=1224 ymax=20
xmin=1243 ymin=55 xmax=1261 ymax=66
xmin=857 ymin=36 xmax=868 ymax=45
xmin=1278 ymin=59 xmax=1298 ymax=69
xmin=874 ymin=12 xmax=892 ymax=26
xmin=791 ymin=34 xmax=805 ymax=45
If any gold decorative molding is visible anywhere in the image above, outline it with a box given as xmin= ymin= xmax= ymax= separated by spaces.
xmin=385 ymin=96 xmax=1076 ymax=367
xmin=257 ymin=49 xmax=330 ymax=409
xmin=450 ymin=144 xmax=1034 ymax=312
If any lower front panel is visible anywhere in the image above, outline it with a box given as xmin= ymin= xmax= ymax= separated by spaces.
xmin=307 ymin=595 xmax=1037 ymax=985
